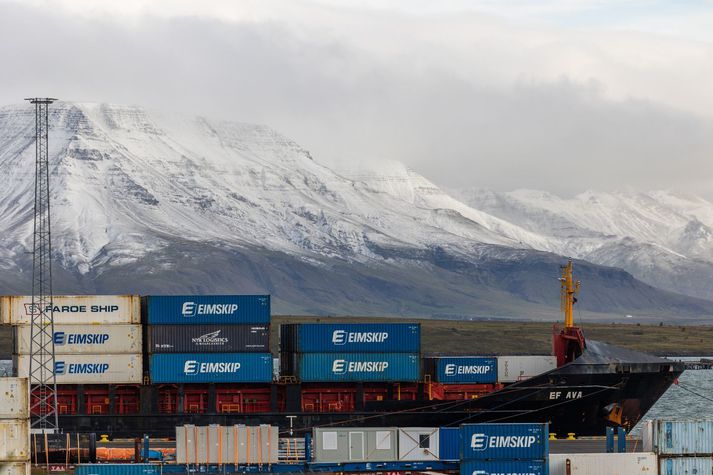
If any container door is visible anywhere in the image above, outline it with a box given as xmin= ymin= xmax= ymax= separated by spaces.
xmin=349 ymin=432 xmax=364 ymax=461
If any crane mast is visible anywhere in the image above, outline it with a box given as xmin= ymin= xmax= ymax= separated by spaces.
xmin=552 ymin=258 xmax=586 ymax=366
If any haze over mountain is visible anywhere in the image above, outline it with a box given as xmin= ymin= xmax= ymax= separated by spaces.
xmin=455 ymin=189 xmax=713 ymax=302
xmin=1 ymin=102 xmax=712 ymax=321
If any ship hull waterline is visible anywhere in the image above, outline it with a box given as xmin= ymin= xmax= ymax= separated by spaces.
xmin=53 ymin=359 xmax=681 ymax=438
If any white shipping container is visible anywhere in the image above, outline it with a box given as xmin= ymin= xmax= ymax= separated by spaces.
xmin=176 ymin=425 xmax=279 ymax=464
xmin=0 ymin=295 xmax=140 ymax=325
xmin=0 ymin=463 xmax=29 ymax=475
xmin=659 ymin=456 xmax=713 ymax=475
xmin=313 ymin=427 xmax=398 ymax=462
xmin=0 ymin=420 xmax=29 ymax=462
xmin=497 ymin=355 xmax=557 ymax=382
xmin=14 ymin=354 xmax=142 ymax=384
xmin=14 ymin=325 xmax=142 ymax=355
xmin=397 ymin=428 xmax=439 ymax=461
xmin=0 ymin=379 xmax=28 ymax=419
xmin=549 ymin=453 xmax=657 ymax=474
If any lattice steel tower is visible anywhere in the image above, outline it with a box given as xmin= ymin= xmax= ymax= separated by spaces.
xmin=26 ymin=97 xmax=59 ymax=433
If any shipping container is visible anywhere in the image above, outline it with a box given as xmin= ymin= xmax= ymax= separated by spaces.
xmin=280 ymin=323 xmax=420 ymax=353
xmin=0 ymin=295 xmax=140 ymax=325
xmin=460 ymin=423 xmax=549 ymax=460
xmin=439 ymin=427 xmax=460 ymax=461
xmin=0 ymin=463 xmax=29 ymax=475
xmin=398 ymin=428 xmax=440 ymax=461
xmin=74 ymin=464 xmax=161 ymax=475
xmin=149 ymin=353 xmax=273 ymax=383
xmin=144 ymin=295 xmax=270 ymax=325
xmin=549 ymin=453 xmax=656 ymax=474
xmin=176 ymin=424 xmax=279 ymax=464
xmin=0 ymin=378 xmax=28 ymax=419
xmin=461 ymin=460 xmax=548 ymax=475
xmin=14 ymin=325 xmax=141 ymax=355
xmin=286 ymin=353 xmax=420 ymax=382
xmin=147 ymin=324 xmax=269 ymax=353
xmin=647 ymin=419 xmax=713 ymax=455
xmin=0 ymin=420 xmax=29 ymax=462
xmin=14 ymin=354 xmax=142 ymax=384
xmin=659 ymin=456 xmax=713 ymax=475
xmin=313 ymin=428 xmax=398 ymax=462
xmin=497 ymin=356 xmax=557 ymax=383
xmin=423 ymin=357 xmax=497 ymax=384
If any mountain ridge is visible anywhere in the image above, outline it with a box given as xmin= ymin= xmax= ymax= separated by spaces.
xmin=1 ymin=101 xmax=712 ymax=320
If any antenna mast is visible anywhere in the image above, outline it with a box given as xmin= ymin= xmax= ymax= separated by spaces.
xmin=26 ymin=97 xmax=59 ymax=433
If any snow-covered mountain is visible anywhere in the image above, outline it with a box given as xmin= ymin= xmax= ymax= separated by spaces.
xmin=455 ymin=189 xmax=713 ymax=301
xmin=0 ymin=102 xmax=711 ymax=320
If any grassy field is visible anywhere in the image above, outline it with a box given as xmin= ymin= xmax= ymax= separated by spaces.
xmin=1 ymin=317 xmax=711 ymax=358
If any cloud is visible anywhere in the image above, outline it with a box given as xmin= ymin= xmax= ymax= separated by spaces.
xmin=1 ymin=0 xmax=713 ymax=197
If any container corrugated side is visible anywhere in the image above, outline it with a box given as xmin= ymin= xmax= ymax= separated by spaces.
xmin=144 ymin=295 xmax=270 ymax=325
xmin=427 ymin=356 xmax=497 ymax=384
xmin=0 ymin=462 xmax=30 ymax=475
xmin=296 ymin=353 xmax=420 ymax=382
xmin=460 ymin=423 xmax=549 ymax=460
xmin=461 ymin=460 xmax=548 ymax=475
xmin=654 ymin=420 xmax=713 ymax=455
xmin=283 ymin=323 xmax=420 ymax=353
xmin=439 ymin=427 xmax=460 ymax=461
xmin=74 ymin=464 xmax=161 ymax=475
xmin=659 ymin=456 xmax=713 ymax=475
xmin=14 ymin=325 xmax=141 ymax=355
xmin=0 ymin=420 xmax=29 ymax=462
xmin=0 ymin=295 xmax=140 ymax=325
xmin=0 ymin=378 xmax=28 ymax=419
xmin=14 ymin=354 xmax=142 ymax=384
xmin=147 ymin=324 xmax=269 ymax=353
xmin=549 ymin=453 xmax=656 ymax=474
xmin=150 ymin=353 xmax=273 ymax=383
xmin=497 ymin=356 xmax=556 ymax=383
xmin=176 ymin=425 xmax=279 ymax=464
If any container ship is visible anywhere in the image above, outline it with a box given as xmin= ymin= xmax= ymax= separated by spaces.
xmin=3 ymin=261 xmax=683 ymax=438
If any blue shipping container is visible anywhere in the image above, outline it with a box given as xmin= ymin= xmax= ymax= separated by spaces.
xmin=435 ymin=357 xmax=497 ymax=384
xmin=75 ymin=464 xmax=161 ymax=475
xmin=460 ymin=423 xmax=549 ymax=460
xmin=298 ymin=353 xmax=420 ymax=382
xmin=439 ymin=427 xmax=461 ymax=460
xmin=660 ymin=457 xmax=713 ymax=475
xmin=149 ymin=353 xmax=273 ymax=383
xmin=145 ymin=295 xmax=270 ymax=324
xmin=655 ymin=420 xmax=713 ymax=455
xmin=460 ymin=460 xmax=548 ymax=475
xmin=293 ymin=323 xmax=420 ymax=352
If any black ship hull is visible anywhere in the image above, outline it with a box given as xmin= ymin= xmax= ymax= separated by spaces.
xmin=55 ymin=340 xmax=683 ymax=438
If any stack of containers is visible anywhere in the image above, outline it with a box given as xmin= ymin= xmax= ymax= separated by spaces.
xmin=460 ymin=423 xmax=549 ymax=475
xmin=8 ymin=296 xmax=143 ymax=385
xmin=145 ymin=296 xmax=273 ymax=383
xmin=279 ymin=323 xmax=420 ymax=382
xmin=0 ymin=378 xmax=30 ymax=475
xmin=643 ymin=419 xmax=713 ymax=473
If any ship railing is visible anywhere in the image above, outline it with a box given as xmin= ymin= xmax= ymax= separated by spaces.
xmin=278 ymin=437 xmax=306 ymax=463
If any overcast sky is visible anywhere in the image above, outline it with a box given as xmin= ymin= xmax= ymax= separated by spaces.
xmin=2 ymin=0 xmax=713 ymax=196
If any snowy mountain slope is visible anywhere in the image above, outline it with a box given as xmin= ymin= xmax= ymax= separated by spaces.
xmin=456 ymin=189 xmax=713 ymax=300
xmin=0 ymin=102 xmax=712 ymax=319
